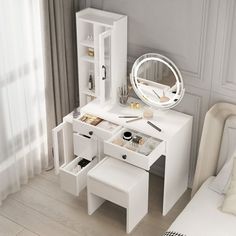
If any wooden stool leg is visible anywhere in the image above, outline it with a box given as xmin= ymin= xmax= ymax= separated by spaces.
xmin=88 ymin=191 xmax=105 ymax=215
xmin=126 ymin=175 xmax=149 ymax=233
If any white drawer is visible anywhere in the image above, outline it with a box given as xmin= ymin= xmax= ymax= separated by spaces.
xmin=104 ymin=128 xmax=166 ymax=170
xmin=73 ymin=114 xmax=121 ymax=140
xmin=73 ymin=133 xmax=97 ymax=161
xmin=59 ymin=157 xmax=98 ymax=196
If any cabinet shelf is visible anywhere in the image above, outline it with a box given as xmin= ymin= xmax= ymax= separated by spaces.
xmin=80 ymin=39 xmax=94 ymax=48
xmin=81 ymin=89 xmax=96 ymax=97
xmin=79 ymin=55 xmax=95 ymax=63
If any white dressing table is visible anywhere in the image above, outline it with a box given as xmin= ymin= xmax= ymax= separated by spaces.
xmin=53 ymin=98 xmax=192 ymax=216
xmin=52 ymin=9 xmax=192 ymax=231
xmin=83 ymin=99 xmax=192 ymax=216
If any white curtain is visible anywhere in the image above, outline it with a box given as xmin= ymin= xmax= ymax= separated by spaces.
xmin=0 ymin=0 xmax=48 ymax=204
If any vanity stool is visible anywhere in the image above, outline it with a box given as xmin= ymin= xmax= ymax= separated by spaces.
xmin=87 ymin=157 xmax=149 ymax=233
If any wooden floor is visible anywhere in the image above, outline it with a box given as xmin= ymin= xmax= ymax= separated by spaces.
xmin=0 ymin=171 xmax=190 ymax=236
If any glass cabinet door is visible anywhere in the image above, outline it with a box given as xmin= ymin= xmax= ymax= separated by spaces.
xmin=99 ymin=29 xmax=111 ymax=104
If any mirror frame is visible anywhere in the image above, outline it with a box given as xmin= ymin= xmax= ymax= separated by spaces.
xmin=130 ymin=53 xmax=185 ymax=110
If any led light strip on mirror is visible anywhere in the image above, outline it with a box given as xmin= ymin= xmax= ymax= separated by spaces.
xmin=130 ymin=53 xmax=185 ymax=110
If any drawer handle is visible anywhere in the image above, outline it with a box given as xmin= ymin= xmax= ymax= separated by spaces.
xmin=122 ymin=154 xmax=127 ymax=160
xmin=89 ymin=131 xmax=93 ymax=136
xmin=102 ymin=65 xmax=106 ymax=80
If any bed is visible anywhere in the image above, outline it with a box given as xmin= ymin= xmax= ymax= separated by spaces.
xmin=165 ymin=103 xmax=236 ymax=236
xmin=167 ymin=177 xmax=236 ymax=236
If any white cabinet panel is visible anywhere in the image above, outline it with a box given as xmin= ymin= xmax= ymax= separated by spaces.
xmin=73 ymin=133 xmax=97 ymax=161
xmin=52 ymin=121 xmax=74 ymax=175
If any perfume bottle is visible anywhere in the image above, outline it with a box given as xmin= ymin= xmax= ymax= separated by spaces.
xmin=88 ymin=74 xmax=93 ymax=90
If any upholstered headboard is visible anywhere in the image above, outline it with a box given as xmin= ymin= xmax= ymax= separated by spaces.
xmin=191 ymin=103 xmax=236 ymax=197
xmin=217 ymin=115 xmax=236 ymax=172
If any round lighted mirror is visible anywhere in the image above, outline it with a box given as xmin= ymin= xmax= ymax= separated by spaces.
xmin=130 ymin=53 xmax=185 ymax=109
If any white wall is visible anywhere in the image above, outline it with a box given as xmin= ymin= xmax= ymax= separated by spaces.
xmin=83 ymin=0 xmax=236 ymax=186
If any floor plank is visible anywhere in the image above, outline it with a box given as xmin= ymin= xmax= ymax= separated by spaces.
xmin=39 ymin=170 xmax=58 ymax=183
xmin=0 ymin=214 xmax=23 ymax=236
xmin=16 ymin=229 xmax=39 ymax=236
xmin=26 ymin=173 xmax=84 ymax=211
xmin=9 ymin=186 xmax=109 ymax=236
xmin=0 ymin=198 xmax=81 ymax=236
xmin=0 ymin=171 xmax=190 ymax=236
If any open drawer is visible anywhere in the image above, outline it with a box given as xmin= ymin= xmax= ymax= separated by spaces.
xmin=73 ymin=133 xmax=97 ymax=161
xmin=104 ymin=128 xmax=166 ymax=170
xmin=73 ymin=114 xmax=121 ymax=140
xmin=59 ymin=157 xmax=98 ymax=196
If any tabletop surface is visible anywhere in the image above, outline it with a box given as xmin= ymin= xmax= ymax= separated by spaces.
xmin=79 ymin=98 xmax=192 ymax=140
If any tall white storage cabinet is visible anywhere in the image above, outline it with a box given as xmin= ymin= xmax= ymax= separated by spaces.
xmin=52 ymin=8 xmax=127 ymax=176
xmin=76 ymin=8 xmax=127 ymax=106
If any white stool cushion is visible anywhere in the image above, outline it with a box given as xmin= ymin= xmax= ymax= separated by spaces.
xmin=88 ymin=157 xmax=147 ymax=193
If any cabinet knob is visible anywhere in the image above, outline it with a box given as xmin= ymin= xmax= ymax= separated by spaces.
xmin=122 ymin=154 xmax=127 ymax=160
xmin=89 ymin=131 xmax=93 ymax=136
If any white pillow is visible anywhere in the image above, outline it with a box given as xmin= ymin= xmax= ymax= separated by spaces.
xmin=209 ymin=153 xmax=235 ymax=194
xmin=221 ymin=158 xmax=236 ymax=215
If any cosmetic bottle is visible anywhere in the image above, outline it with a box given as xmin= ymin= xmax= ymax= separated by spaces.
xmin=88 ymin=74 xmax=93 ymax=90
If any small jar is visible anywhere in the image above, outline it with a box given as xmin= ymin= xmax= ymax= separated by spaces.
xmin=123 ymin=131 xmax=133 ymax=141
xmin=135 ymin=102 xmax=140 ymax=109
xmin=88 ymin=48 xmax=94 ymax=57
xmin=143 ymin=107 xmax=154 ymax=119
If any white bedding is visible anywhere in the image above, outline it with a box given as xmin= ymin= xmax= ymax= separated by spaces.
xmin=168 ymin=177 xmax=236 ymax=236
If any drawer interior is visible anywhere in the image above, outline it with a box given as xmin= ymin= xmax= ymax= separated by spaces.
xmin=109 ymin=128 xmax=163 ymax=156
xmin=63 ymin=156 xmax=93 ymax=174
xmin=59 ymin=156 xmax=97 ymax=196
xmin=79 ymin=113 xmax=119 ymax=133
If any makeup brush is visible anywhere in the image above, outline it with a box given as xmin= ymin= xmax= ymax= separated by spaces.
xmin=147 ymin=121 xmax=162 ymax=132
xmin=152 ymin=89 xmax=160 ymax=99
xmin=126 ymin=117 xmax=143 ymax=123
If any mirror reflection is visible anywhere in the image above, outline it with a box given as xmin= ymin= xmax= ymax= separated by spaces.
xmin=130 ymin=53 xmax=185 ymax=110
xmin=137 ymin=60 xmax=177 ymax=103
